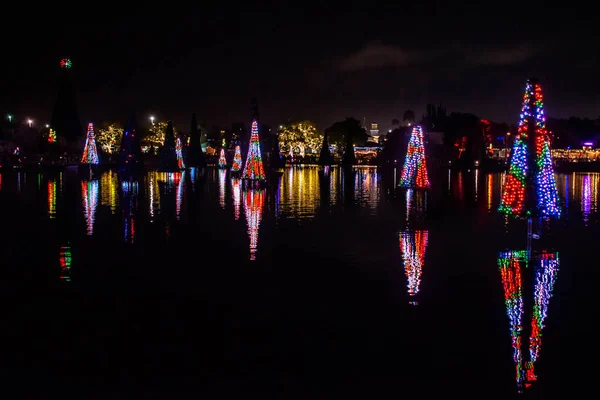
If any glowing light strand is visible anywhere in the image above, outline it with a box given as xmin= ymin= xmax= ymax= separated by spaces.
xmin=399 ymin=125 xmax=430 ymax=188
xmin=81 ymin=123 xmax=99 ymax=164
xmin=242 ymin=120 xmax=266 ymax=181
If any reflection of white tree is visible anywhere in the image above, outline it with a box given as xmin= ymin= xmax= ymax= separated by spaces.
xmin=278 ymin=121 xmax=323 ymax=155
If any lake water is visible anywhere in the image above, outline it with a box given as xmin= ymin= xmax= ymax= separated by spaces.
xmin=0 ymin=166 xmax=591 ymax=397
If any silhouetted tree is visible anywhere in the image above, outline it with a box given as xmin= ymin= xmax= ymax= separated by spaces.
xmin=325 ymin=118 xmax=369 ymax=157
xmin=158 ymin=121 xmax=179 ymax=172
xmin=403 ymin=110 xmax=415 ymax=126
xmin=187 ymin=113 xmax=206 ymax=168
xmin=318 ymin=130 xmax=333 ymax=166
xmin=118 ymin=114 xmax=142 ymax=176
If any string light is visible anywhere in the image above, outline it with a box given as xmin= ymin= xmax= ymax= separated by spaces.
xmin=218 ymin=148 xmax=227 ymax=169
xmin=81 ymin=123 xmax=99 ymax=164
xmin=231 ymin=145 xmax=242 ymax=172
xmin=399 ymin=230 xmax=428 ymax=305
xmin=242 ymin=119 xmax=266 ymax=181
xmin=499 ymin=79 xmax=560 ymax=217
xmin=48 ymin=128 xmax=56 ymax=144
xmin=399 ymin=125 xmax=430 ymax=188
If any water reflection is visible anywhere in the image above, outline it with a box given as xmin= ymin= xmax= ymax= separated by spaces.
xmin=278 ymin=166 xmax=319 ymax=219
xmin=231 ymin=177 xmax=241 ymax=220
xmin=59 ymin=243 xmax=72 ymax=282
xmin=243 ymin=188 xmax=265 ymax=260
xmin=121 ymin=180 xmax=139 ymax=244
xmin=175 ymin=171 xmax=185 ymax=220
xmin=47 ymin=179 xmax=56 ymax=219
xmin=555 ymin=172 xmax=599 ymax=221
xmin=498 ymin=250 xmax=559 ymax=394
xmin=353 ymin=166 xmax=380 ymax=212
xmin=399 ymin=230 xmax=428 ymax=305
xmin=218 ymin=169 xmax=227 ymax=209
xmin=81 ymin=180 xmax=99 ymax=235
xmin=147 ymin=171 xmax=161 ymax=222
xmin=100 ymin=170 xmax=119 ymax=213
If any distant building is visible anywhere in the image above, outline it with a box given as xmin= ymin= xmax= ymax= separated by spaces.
xmin=368 ymin=122 xmax=380 ymax=143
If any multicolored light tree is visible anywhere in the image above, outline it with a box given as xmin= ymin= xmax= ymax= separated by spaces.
xmin=242 ymin=119 xmax=266 ymax=181
xmin=231 ymin=145 xmax=242 ymax=172
xmin=499 ymin=78 xmax=560 ymax=218
xmin=175 ymin=137 xmax=185 ymax=169
xmin=498 ymin=250 xmax=559 ymax=394
xmin=81 ymin=123 xmax=99 ymax=164
xmin=399 ymin=125 xmax=430 ymax=188
xmin=218 ymin=148 xmax=227 ymax=169
xmin=48 ymin=128 xmax=56 ymax=144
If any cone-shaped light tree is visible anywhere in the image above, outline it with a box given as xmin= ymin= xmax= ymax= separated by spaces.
xmin=118 ymin=114 xmax=142 ymax=175
xmin=399 ymin=125 xmax=430 ymax=188
xmin=81 ymin=122 xmax=99 ymax=164
xmin=187 ymin=113 xmax=206 ymax=167
xmin=318 ymin=130 xmax=333 ymax=166
xmin=218 ymin=148 xmax=227 ymax=169
xmin=399 ymin=125 xmax=430 ymax=189
xmin=242 ymin=119 xmax=266 ymax=181
xmin=158 ymin=120 xmax=179 ymax=172
xmin=499 ymin=78 xmax=560 ymax=218
xmin=231 ymin=145 xmax=242 ymax=172
xmin=176 ymin=137 xmax=185 ymax=169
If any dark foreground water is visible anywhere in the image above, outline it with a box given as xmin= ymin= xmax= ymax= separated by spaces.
xmin=0 ymin=166 xmax=593 ymax=397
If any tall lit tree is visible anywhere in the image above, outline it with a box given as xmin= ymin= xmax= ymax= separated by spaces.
xmin=499 ymin=78 xmax=560 ymax=218
xmin=147 ymin=121 xmax=170 ymax=147
xmin=242 ymin=119 xmax=266 ymax=181
xmin=399 ymin=125 xmax=430 ymax=188
xmin=176 ymin=137 xmax=185 ymax=169
xmin=231 ymin=145 xmax=242 ymax=172
xmin=218 ymin=148 xmax=227 ymax=169
xmin=81 ymin=122 xmax=99 ymax=164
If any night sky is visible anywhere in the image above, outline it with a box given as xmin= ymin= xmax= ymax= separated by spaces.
xmin=2 ymin=4 xmax=599 ymax=132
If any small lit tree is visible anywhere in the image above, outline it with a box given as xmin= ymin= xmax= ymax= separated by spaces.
xmin=277 ymin=121 xmax=322 ymax=156
xmin=96 ymin=123 xmax=124 ymax=154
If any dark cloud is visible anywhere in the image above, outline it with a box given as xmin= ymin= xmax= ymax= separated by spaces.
xmin=468 ymin=43 xmax=537 ymax=66
xmin=339 ymin=42 xmax=424 ymax=71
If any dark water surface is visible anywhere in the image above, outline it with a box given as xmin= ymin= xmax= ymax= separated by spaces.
xmin=0 ymin=166 xmax=591 ymax=397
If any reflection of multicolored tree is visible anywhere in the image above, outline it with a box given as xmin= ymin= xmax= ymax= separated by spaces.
xmin=498 ymin=250 xmax=559 ymax=394
xmin=399 ymin=230 xmax=429 ymax=305
xmin=59 ymin=243 xmax=72 ymax=282
xmin=96 ymin=123 xmax=124 ymax=154
xmin=243 ymin=188 xmax=265 ymax=260
xmin=81 ymin=180 xmax=99 ymax=235
xmin=278 ymin=121 xmax=323 ymax=156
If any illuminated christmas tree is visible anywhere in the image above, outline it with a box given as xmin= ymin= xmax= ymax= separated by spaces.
xmin=242 ymin=119 xmax=266 ymax=181
xmin=231 ymin=145 xmax=242 ymax=172
xmin=81 ymin=123 xmax=99 ymax=164
xmin=158 ymin=120 xmax=179 ymax=172
xmin=218 ymin=148 xmax=227 ymax=169
xmin=176 ymin=137 xmax=185 ymax=169
xmin=499 ymin=78 xmax=560 ymax=218
xmin=48 ymin=128 xmax=56 ymax=144
xmin=399 ymin=125 xmax=430 ymax=188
